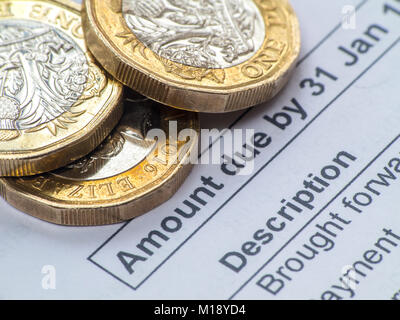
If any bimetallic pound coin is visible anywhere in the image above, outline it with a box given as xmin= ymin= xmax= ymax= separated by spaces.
xmin=0 ymin=92 xmax=199 ymax=226
xmin=0 ymin=0 xmax=123 ymax=176
xmin=82 ymin=0 xmax=300 ymax=113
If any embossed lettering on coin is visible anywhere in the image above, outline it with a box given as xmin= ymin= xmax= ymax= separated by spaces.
xmin=122 ymin=0 xmax=266 ymax=69
xmin=0 ymin=19 xmax=88 ymax=141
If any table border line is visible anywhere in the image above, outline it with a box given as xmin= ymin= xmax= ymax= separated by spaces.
xmin=87 ymin=0 xmax=373 ymax=291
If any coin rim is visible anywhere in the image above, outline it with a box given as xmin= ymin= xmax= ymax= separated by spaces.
xmin=0 ymin=161 xmax=194 ymax=225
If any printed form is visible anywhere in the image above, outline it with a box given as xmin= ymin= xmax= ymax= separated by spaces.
xmin=1 ymin=0 xmax=400 ymax=300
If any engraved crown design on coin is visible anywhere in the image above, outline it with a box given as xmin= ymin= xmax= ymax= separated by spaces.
xmin=0 ymin=19 xmax=89 ymax=140
xmin=122 ymin=0 xmax=266 ymax=69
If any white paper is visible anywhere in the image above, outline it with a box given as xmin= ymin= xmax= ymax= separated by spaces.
xmin=1 ymin=0 xmax=400 ymax=300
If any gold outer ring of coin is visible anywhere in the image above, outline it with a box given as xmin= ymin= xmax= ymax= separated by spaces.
xmin=0 ymin=92 xmax=199 ymax=226
xmin=0 ymin=0 xmax=123 ymax=176
xmin=82 ymin=0 xmax=301 ymax=113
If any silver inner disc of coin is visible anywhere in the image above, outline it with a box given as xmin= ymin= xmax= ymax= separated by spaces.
xmin=53 ymin=97 xmax=158 ymax=181
xmin=0 ymin=19 xmax=88 ymax=131
xmin=122 ymin=0 xmax=266 ymax=69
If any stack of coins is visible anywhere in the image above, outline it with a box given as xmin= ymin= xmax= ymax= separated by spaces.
xmin=0 ymin=0 xmax=300 ymax=226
